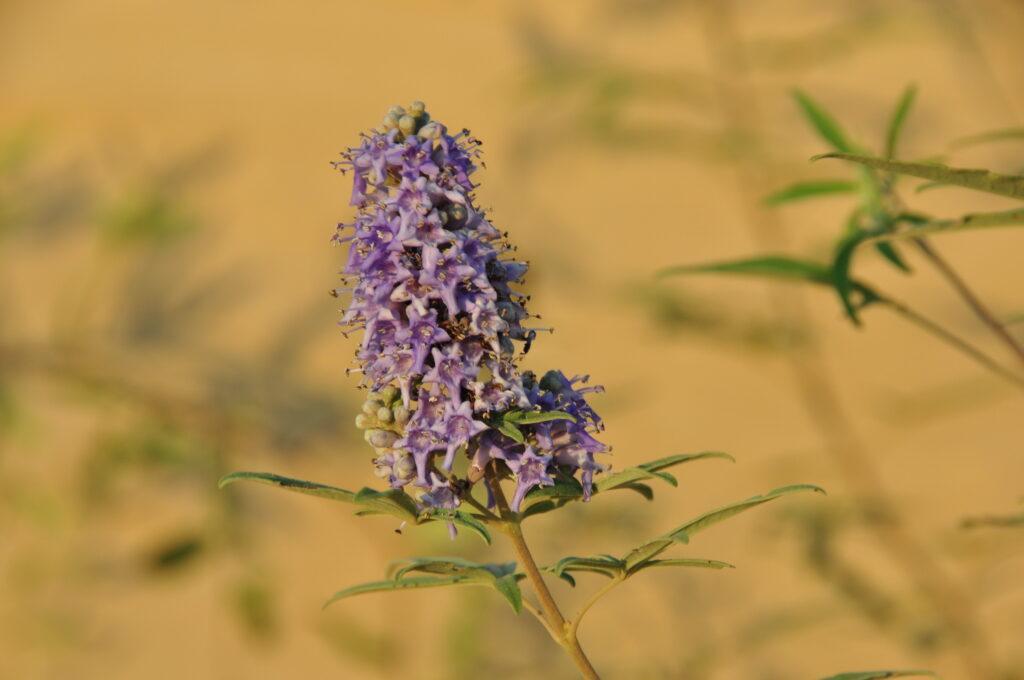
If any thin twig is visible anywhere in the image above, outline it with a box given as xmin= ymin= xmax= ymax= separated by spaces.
xmin=912 ymin=237 xmax=1024 ymax=367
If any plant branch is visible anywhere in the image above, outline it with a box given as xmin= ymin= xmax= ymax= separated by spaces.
xmin=912 ymin=237 xmax=1024 ymax=367
xmin=485 ymin=465 xmax=600 ymax=679
xmin=877 ymin=295 xmax=1024 ymax=391
xmin=567 ymin=575 xmax=624 ymax=641
xmin=699 ymin=2 xmax=1002 ymax=677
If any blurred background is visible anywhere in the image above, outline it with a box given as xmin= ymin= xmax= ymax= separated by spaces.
xmin=2 ymin=0 xmax=1023 ymax=678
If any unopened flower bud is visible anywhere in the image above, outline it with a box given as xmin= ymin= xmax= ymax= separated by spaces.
xmin=373 ymin=465 xmax=390 ymax=479
xmin=387 ymin=105 xmax=405 ymax=118
xmin=376 ymin=406 xmax=393 ymax=423
xmin=393 ymin=404 xmax=410 ymax=425
xmin=382 ymin=113 xmax=399 ymax=130
xmin=362 ymin=399 xmax=384 ymax=416
xmin=355 ymin=413 xmax=371 ymax=429
xmin=408 ymin=100 xmax=425 ymax=117
xmin=398 ymin=115 xmax=417 ymax=136
xmin=394 ymin=455 xmax=415 ymax=479
xmin=366 ymin=429 xmax=398 ymax=448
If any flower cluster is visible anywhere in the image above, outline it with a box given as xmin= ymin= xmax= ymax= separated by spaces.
xmin=334 ymin=102 xmax=607 ymax=518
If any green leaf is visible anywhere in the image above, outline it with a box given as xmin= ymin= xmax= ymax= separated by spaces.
xmin=659 ymin=256 xmax=883 ymax=324
xmin=814 ymin=153 xmax=1024 ymax=201
xmin=503 ymin=409 xmax=576 ymax=425
xmin=884 ymin=85 xmax=917 ymax=160
xmin=658 ymin=256 xmax=834 ymax=285
xmin=218 ymin=471 xmax=356 ymax=503
xmin=330 ymin=558 xmax=524 ymax=613
xmin=597 ymin=451 xmax=734 ymax=493
xmin=324 ymin=575 xmax=479 ymax=609
xmin=420 ymin=509 xmax=492 ymax=545
xmin=492 ymin=574 xmax=524 ymax=613
xmin=626 ymin=557 xmax=735 ymax=576
xmin=622 ymin=484 xmax=825 ymax=570
xmin=547 ymin=555 xmax=626 ymax=580
xmin=820 ymin=671 xmax=936 ymax=680
xmin=951 ymin=127 xmax=1024 ymax=149
xmin=354 ymin=487 xmax=420 ymax=523
xmin=873 ymin=241 xmax=911 ymax=273
xmin=494 ymin=420 xmax=526 ymax=444
xmin=793 ymin=90 xmax=854 ymax=153
xmin=763 ymin=180 xmax=858 ymax=206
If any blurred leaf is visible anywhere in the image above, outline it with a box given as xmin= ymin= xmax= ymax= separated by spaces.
xmin=764 ymin=180 xmax=858 ymax=206
xmin=1006 ymin=312 xmax=1024 ymax=326
xmin=873 ymin=242 xmax=911 ymax=273
xmin=951 ymin=127 xmax=1024 ymax=149
xmin=622 ymin=484 xmax=825 ymax=570
xmin=820 ymin=672 xmax=936 ymax=680
xmin=352 ymin=487 xmax=420 ymax=523
xmin=793 ymin=91 xmax=855 ymax=153
xmin=961 ymin=512 xmax=1024 ymax=529
xmin=503 ymin=409 xmax=575 ymax=425
xmin=230 ymin=577 xmax=277 ymax=639
xmin=659 ymin=255 xmax=833 ymax=284
xmin=100 ymin=190 xmax=200 ymax=244
xmin=884 ymin=85 xmax=917 ymax=160
xmin=329 ymin=557 xmax=524 ymax=613
xmin=814 ymin=153 xmax=1024 ymax=201
xmin=145 ymin=533 xmax=205 ymax=573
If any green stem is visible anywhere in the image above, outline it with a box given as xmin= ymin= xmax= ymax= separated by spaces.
xmin=485 ymin=467 xmax=600 ymax=679
xmin=567 ymin=575 xmax=623 ymax=642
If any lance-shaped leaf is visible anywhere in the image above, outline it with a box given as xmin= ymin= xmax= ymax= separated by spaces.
xmin=218 ymin=471 xmax=491 ymax=542
xmin=219 ymin=471 xmax=356 ymax=503
xmin=793 ymin=90 xmax=855 ymax=153
xmin=884 ymin=85 xmax=917 ymax=160
xmin=763 ymin=180 xmax=858 ymax=206
xmin=626 ymin=557 xmax=735 ymax=577
xmin=420 ymin=509 xmax=492 ymax=544
xmin=622 ymin=484 xmax=825 ymax=570
xmin=330 ymin=557 xmax=524 ymax=613
xmin=658 ymin=256 xmax=883 ymax=323
xmin=820 ymin=671 xmax=936 ymax=680
xmin=521 ymin=451 xmax=734 ymax=518
xmin=503 ymin=409 xmax=576 ymax=425
xmin=814 ymin=153 xmax=1024 ymax=201
xmin=353 ymin=487 xmax=420 ymax=523
xmin=546 ymin=555 xmax=626 ymax=581
xmin=831 ymin=227 xmax=890 ymax=325
xmin=596 ymin=452 xmax=735 ymax=492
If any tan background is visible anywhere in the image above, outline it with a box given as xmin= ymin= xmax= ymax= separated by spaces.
xmin=2 ymin=1 xmax=1023 ymax=678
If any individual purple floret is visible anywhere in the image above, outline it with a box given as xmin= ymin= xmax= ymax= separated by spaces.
xmin=335 ymin=102 xmax=608 ymax=525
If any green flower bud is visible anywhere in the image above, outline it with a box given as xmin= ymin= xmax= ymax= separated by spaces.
xmin=382 ymin=112 xmax=400 ymax=130
xmin=355 ymin=413 xmax=371 ymax=429
xmin=376 ymin=406 xmax=394 ymax=423
xmin=387 ymin=105 xmax=406 ymax=118
xmin=408 ymin=100 xmax=426 ymax=117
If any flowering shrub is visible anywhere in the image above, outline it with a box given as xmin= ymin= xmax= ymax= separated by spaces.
xmin=220 ymin=102 xmax=825 ymax=678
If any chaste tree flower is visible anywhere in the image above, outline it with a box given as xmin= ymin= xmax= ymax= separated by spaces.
xmin=332 ymin=101 xmax=608 ymax=522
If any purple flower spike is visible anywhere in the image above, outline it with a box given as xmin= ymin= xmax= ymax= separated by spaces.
xmin=337 ymin=102 xmax=608 ymax=515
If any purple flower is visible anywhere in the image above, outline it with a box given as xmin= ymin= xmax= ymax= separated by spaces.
xmin=437 ymin=401 xmax=487 ymax=470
